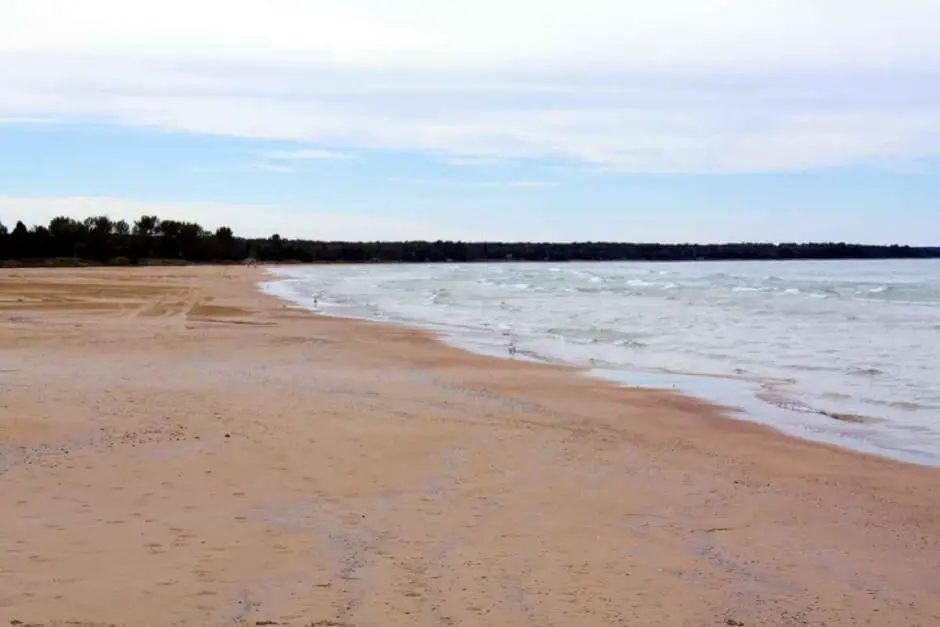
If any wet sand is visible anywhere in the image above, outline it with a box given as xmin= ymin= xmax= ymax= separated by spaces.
xmin=1 ymin=266 xmax=938 ymax=626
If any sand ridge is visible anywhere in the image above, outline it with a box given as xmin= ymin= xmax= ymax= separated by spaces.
xmin=1 ymin=266 xmax=939 ymax=626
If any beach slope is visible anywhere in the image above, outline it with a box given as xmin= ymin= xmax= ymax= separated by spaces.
xmin=1 ymin=266 xmax=938 ymax=626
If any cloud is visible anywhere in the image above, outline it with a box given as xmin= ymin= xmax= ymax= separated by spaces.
xmin=387 ymin=178 xmax=560 ymax=189
xmin=441 ymin=155 xmax=507 ymax=166
xmin=505 ymin=180 xmax=560 ymax=188
xmin=1 ymin=1 xmax=939 ymax=172
xmin=248 ymin=162 xmax=294 ymax=173
xmin=4 ymin=1 xmax=940 ymax=71
xmin=239 ymin=148 xmax=351 ymax=175
xmin=0 ymin=195 xmax=496 ymax=241
xmin=261 ymin=149 xmax=353 ymax=161
xmin=187 ymin=163 xmax=295 ymax=174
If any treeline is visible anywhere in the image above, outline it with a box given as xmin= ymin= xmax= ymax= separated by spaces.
xmin=1 ymin=214 xmax=938 ymax=266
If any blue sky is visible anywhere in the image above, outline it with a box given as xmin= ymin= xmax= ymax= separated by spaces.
xmin=1 ymin=0 xmax=939 ymax=243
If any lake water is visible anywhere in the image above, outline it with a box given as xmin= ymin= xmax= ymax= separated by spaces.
xmin=263 ymin=259 xmax=940 ymax=466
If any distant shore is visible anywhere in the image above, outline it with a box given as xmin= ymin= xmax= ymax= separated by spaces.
xmin=5 ymin=252 xmax=940 ymax=270
xmin=2 ymin=265 xmax=939 ymax=625
xmin=3 ymin=212 xmax=939 ymax=266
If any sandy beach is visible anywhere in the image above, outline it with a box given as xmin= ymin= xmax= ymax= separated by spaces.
xmin=1 ymin=266 xmax=938 ymax=627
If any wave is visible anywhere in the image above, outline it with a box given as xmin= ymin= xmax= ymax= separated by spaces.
xmin=846 ymin=367 xmax=885 ymax=377
xmin=757 ymin=393 xmax=877 ymax=424
xmin=545 ymin=326 xmax=648 ymax=347
xmin=266 ymin=260 xmax=940 ymax=465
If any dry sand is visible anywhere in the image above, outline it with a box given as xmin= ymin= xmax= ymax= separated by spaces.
xmin=1 ymin=266 xmax=938 ymax=627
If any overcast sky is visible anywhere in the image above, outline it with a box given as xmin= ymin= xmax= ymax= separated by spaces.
xmin=1 ymin=0 xmax=938 ymax=243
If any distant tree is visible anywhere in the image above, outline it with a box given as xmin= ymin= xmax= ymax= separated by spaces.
xmin=131 ymin=215 xmax=161 ymax=258
xmin=179 ymin=222 xmax=204 ymax=241
xmin=49 ymin=216 xmax=84 ymax=239
xmin=156 ymin=219 xmax=181 ymax=239
xmin=0 ymin=211 xmax=938 ymax=265
xmin=7 ymin=221 xmax=30 ymax=258
xmin=91 ymin=215 xmax=113 ymax=235
xmin=133 ymin=215 xmax=160 ymax=237
xmin=82 ymin=215 xmax=116 ymax=261
xmin=178 ymin=222 xmax=205 ymax=259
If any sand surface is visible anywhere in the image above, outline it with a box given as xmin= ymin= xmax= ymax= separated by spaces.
xmin=1 ymin=266 xmax=938 ymax=627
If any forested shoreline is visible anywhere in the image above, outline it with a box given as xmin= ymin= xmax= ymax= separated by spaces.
xmin=1 ymin=214 xmax=938 ymax=266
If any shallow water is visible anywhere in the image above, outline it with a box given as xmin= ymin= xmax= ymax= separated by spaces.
xmin=263 ymin=259 xmax=940 ymax=465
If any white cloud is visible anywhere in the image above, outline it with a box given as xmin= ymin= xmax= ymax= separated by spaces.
xmin=262 ymin=149 xmax=353 ymax=161
xmin=4 ymin=1 xmax=939 ymax=71
xmin=0 ymin=1 xmax=939 ymax=172
xmin=248 ymin=162 xmax=294 ymax=173
xmin=387 ymin=178 xmax=560 ymax=189
xmin=0 ymin=196 xmax=496 ymax=241
xmin=506 ymin=180 xmax=560 ymax=188
xmin=441 ymin=155 xmax=507 ymax=167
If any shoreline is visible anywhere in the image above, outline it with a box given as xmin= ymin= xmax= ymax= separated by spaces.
xmin=3 ymin=265 xmax=939 ymax=625
xmin=262 ymin=266 xmax=940 ymax=468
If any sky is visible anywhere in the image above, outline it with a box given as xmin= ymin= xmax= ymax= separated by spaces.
xmin=1 ymin=0 xmax=939 ymax=243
